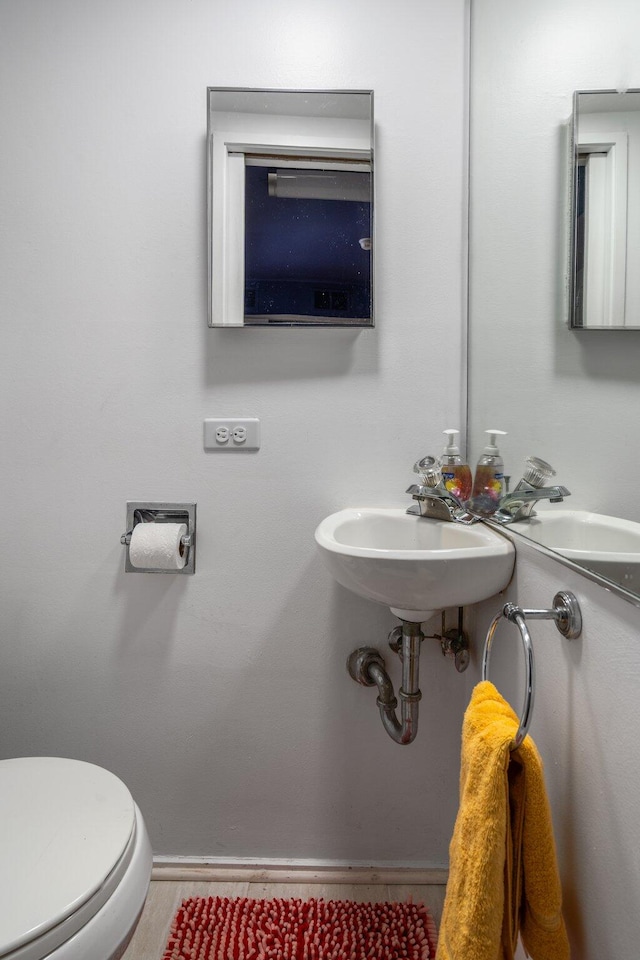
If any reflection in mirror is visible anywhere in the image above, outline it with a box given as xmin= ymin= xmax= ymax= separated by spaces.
xmin=207 ymin=88 xmax=374 ymax=328
xmin=571 ymin=90 xmax=640 ymax=329
xmin=504 ymin=508 xmax=640 ymax=595
xmin=470 ymin=0 xmax=640 ymax=609
xmin=245 ymin=164 xmax=372 ymax=323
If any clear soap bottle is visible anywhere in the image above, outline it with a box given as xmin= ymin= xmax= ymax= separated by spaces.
xmin=468 ymin=430 xmax=507 ymax=516
xmin=440 ymin=429 xmax=472 ymax=502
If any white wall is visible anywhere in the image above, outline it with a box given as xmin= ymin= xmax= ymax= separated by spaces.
xmin=468 ymin=0 xmax=640 ymax=522
xmin=0 ymin=0 xmax=469 ymax=862
xmin=474 ymin=543 xmax=640 ymax=959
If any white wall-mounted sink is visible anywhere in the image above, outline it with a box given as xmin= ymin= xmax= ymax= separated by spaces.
xmin=315 ymin=507 xmax=515 ymax=621
xmin=509 ymin=509 xmax=640 ymax=582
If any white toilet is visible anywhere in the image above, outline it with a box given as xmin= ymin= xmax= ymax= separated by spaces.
xmin=0 ymin=757 xmax=152 ymax=960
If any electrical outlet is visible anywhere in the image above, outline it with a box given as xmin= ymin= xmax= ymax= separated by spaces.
xmin=204 ymin=418 xmax=260 ymax=451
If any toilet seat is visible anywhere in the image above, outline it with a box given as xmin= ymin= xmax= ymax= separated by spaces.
xmin=0 ymin=757 xmax=147 ymax=960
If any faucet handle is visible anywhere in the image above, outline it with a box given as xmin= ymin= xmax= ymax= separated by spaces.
xmin=523 ymin=456 xmax=556 ymax=488
xmin=413 ymin=456 xmax=442 ymax=487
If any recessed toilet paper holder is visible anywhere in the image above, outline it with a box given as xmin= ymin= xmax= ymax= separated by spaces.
xmin=120 ymin=501 xmax=196 ymax=574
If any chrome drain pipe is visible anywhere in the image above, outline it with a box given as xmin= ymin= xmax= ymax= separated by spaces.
xmin=347 ymin=621 xmax=423 ymax=745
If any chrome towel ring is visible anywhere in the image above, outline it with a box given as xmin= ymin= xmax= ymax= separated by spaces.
xmin=482 ymin=592 xmax=582 ymax=750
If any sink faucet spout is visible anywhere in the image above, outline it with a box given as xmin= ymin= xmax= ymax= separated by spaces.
xmin=406 ymin=482 xmax=478 ymax=525
xmin=491 ymin=483 xmax=571 ymax=523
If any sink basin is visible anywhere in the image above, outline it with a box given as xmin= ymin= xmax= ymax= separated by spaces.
xmin=314 ymin=507 xmax=515 ymax=621
xmin=509 ymin=509 xmax=640 ymax=582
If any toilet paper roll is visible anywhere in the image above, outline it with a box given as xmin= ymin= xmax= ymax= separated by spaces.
xmin=129 ymin=522 xmax=188 ymax=570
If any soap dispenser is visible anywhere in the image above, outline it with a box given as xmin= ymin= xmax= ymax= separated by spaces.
xmin=440 ymin=429 xmax=472 ymax=502
xmin=468 ymin=430 xmax=507 ymax=516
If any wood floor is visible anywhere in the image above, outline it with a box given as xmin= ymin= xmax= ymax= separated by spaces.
xmin=123 ymin=879 xmax=446 ymax=958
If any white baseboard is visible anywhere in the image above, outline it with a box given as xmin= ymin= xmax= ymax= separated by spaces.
xmin=152 ymin=857 xmax=448 ymax=885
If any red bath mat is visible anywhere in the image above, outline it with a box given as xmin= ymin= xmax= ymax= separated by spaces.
xmin=161 ymin=896 xmax=438 ymax=959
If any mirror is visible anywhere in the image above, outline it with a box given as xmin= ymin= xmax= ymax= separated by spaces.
xmin=207 ymin=88 xmax=374 ymax=328
xmin=469 ymin=0 xmax=640 ymax=606
xmin=571 ymin=90 xmax=640 ymax=329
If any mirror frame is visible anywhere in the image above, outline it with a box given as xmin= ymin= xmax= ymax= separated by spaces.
xmin=206 ymin=87 xmax=375 ymax=329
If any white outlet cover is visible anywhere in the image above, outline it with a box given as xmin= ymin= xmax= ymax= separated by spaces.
xmin=204 ymin=418 xmax=260 ymax=451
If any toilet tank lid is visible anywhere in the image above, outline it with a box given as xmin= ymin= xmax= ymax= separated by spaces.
xmin=0 ymin=757 xmax=136 ymax=957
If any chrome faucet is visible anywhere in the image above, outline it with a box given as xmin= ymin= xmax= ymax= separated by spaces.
xmin=406 ymin=454 xmax=569 ymax=525
xmin=490 ymin=457 xmax=570 ymax=523
xmin=406 ymin=457 xmax=477 ymax=524
xmin=489 ymin=484 xmax=570 ymax=523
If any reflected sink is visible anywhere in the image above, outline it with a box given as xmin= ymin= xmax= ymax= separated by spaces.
xmin=314 ymin=507 xmax=515 ymax=621
xmin=509 ymin=509 xmax=640 ymax=582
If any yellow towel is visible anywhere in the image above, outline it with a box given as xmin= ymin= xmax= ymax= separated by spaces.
xmin=436 ymin=680 xmax=569 ymax=960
